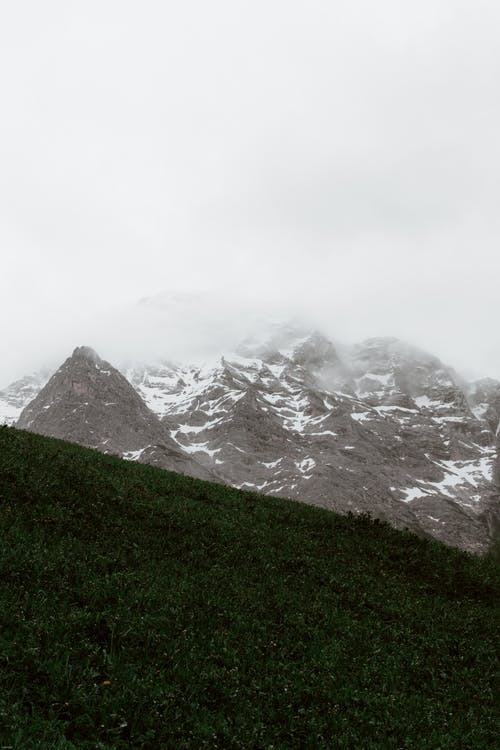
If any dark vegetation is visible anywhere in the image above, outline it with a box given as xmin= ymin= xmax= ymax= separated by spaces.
xmin=0 ymin=425 xmax=498 ymax=749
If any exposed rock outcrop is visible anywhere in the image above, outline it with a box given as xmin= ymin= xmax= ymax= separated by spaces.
xmin=17 ymin=347 xmax=214 ymax=481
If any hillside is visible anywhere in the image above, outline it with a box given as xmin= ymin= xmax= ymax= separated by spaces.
xmin=0 ymin=425 xmax=498 ymax=749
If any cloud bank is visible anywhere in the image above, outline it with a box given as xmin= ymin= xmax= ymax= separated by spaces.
xmin=1 ymin=1 xmax=499 ymax=383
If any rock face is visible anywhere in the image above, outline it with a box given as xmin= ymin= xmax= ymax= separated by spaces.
xmin=494 ymin=426 xmax=500 ymax=488
xmin=16 ymin=347 xmax=214 ymax=481
xmin=467 ymin=379 xmax=500 ymax=436
xmin=480 ymin=425 xmax=500 ymax=546
xmin=7 ymin=326 xmax=500 ymax=554
xmin=127 ymin=330 xmax=499 ymax=554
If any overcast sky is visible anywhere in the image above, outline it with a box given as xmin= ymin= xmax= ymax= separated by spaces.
xmin=1 ymin=0 xmax=499 ymax=384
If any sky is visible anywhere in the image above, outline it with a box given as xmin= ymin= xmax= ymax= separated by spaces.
xmin=1 ymin=0 xmax=499 ymax=384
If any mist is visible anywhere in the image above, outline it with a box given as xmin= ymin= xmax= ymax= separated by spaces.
xmin=1 ymin=1 xmax=499 ymax=385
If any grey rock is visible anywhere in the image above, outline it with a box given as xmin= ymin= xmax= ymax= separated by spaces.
xmin=128 ymin=329 xmax=498 ymax=554
xmin=467 ymin=378 xmax=500 ymax=437
xmin=17 ymin=347 xmax=214 ymax=481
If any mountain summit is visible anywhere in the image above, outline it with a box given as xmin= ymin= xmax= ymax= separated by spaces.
xmin=17 ymin=346 xmax=214 ymax=480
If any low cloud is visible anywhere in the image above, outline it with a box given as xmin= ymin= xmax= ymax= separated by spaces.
xmin=0 ymin=1 xmax=498 ymax=384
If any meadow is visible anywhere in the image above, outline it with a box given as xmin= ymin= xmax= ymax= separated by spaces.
xmin=0 ymin=425 xmax=498 ymax=748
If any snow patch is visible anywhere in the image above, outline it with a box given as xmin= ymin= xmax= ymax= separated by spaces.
xmin=123 ymin=447 xmax=149 ymax=461
xmin=262 ymin=458 xmax=282 ymax=468
xmin=414 ymin=395 xmax=444 ymax=409
xmin=351 ymin=412 xmax=371 ymax=422
xmin=400 ymin=487 xmax=429 ymax=502
xmin=296 ymin=457 xmax=316 ymax=473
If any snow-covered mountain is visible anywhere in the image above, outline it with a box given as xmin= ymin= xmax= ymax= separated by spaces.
xmin=125 ymin=328 xmax=498 ymax=553
xmin=4 ymin=322 xmax=500 ymax=554
xmin=0 ymin=370 xmax=52 ymax=425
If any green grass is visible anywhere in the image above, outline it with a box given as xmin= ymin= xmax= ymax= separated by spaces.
xmin=0 ymin=425 xmax=498 ymax=749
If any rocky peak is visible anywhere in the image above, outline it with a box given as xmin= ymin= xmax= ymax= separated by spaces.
xmin=17 ymin=347 xmax=215 ymax=481
xmin=291 ymin=331 xmax=340 ymax=367
xmin=351 ymin=337 xmax=452 ymax=382
xmin=349 ymin=338 xmax=469 ymax=419
xmin=71 ymin=345 xmax=102 ymax=363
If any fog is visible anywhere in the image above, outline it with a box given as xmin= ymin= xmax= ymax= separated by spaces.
xmin=1 ymin=1 xmax=499 ymax=385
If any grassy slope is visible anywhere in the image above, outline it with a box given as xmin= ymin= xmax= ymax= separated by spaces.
xmin=0 ymin=426 xmax=498 ymax=749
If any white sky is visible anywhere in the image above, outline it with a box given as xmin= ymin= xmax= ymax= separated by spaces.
xmin=1 ymin=1 xmax=499 ymax=384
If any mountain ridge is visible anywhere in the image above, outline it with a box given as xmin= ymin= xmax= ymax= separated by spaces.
xmin=8 ymin=325 xmax=500 ymax=553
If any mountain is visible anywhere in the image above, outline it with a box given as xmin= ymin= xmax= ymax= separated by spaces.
xmin=0 ymin=369 xmax=51 ymax=425
xmin=16 ymin=346 xmax=214 ymax=481
xmin=6 ymin=324 xmax=500 ymax=554
xmin=126 ymin=329 xmax=499 ymax=554
xmin=467 ymin=378 xmax=500 ymax=435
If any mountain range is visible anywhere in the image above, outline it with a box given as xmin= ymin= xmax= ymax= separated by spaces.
xmin=2 ymin=322 xmax=499 ymax=554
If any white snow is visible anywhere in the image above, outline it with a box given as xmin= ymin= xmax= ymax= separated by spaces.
xmin=309 ymin=430 xmax=338 ymax=437
xmin=400 ymin=487 xmax=429 ymax=502
xmin=262 ymin=392 xmax=284 ymax=405
xmin=269 ymin=390 xmax=314 ymax=432
xmin=262 ymin=459 xmax=282 ymax=468
xmin=179 ymin=441 xmax=221 ymax=458
xmin=428 ymin=457 xmax=493 ymax=496
xmin=333 ymin=391 xmax=357 ymax=400
xmin=128 ymin=360 xmax=244 ymax=419
xmin=177 ymin=417 xmax=223 ymax=434
xmin=238 ymin=480 xmax=272 ymax=491
xmin=375 ymin=405 xmax=418 ymax=415
xmin=471 ymin=403 xmax=489 ymax=419
xmin=296 ymin=457 xmax=316 ymax=473
xmin=351 ymin=412 xmax=371 ymax=422
xmin=414 ymin=395 xmax=444 ymax=409
xmin=123 ymin=447 xmax=149 ymax=461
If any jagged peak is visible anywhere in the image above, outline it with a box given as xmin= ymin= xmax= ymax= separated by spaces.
xmin=291 ymin=330 xmax=339 ymax=364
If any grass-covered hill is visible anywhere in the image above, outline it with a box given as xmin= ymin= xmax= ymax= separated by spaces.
xmin=0 ymin=426 xmax=498 ymax=749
